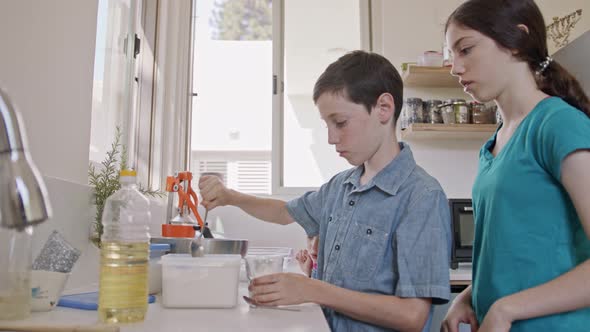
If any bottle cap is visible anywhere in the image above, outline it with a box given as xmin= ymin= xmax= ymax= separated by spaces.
xmin=120 ymin=169 xmax=137 ymax=177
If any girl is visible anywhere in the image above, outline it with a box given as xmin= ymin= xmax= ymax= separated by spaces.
xmin=442 ymin=1 xmax=590 ymax=331
xmin=296 ymin=235 xmax=319 ymax=278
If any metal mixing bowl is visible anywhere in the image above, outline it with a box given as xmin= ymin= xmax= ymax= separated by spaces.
xmin=190 ymin=238 xmax=249 ymax=257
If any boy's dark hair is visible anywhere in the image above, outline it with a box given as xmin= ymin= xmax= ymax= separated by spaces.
xmin=313 ymin=50 xmax=404 ymax=125
xmin=446 ymin=0 xmax=589 ymax=116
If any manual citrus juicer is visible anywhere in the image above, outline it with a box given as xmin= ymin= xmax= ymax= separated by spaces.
xmin=163 ymin=171 xmax=213 ymax=239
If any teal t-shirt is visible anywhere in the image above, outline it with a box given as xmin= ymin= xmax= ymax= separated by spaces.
xmin=472 ymin=97 xmax=590 ymax=331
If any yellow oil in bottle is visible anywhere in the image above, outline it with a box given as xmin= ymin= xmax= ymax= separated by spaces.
xmin=98 ymin=241 xmax=149 ymax=324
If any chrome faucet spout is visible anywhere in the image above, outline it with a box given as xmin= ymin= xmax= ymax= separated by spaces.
xmin=0 ymin=88 xmax=51 ymax=230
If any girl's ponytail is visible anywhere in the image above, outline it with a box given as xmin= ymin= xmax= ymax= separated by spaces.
xmin=536 ymin=60 xmax=590 ymax=117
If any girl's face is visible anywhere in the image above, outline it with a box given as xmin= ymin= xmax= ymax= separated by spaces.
xmin=446 ymin=22 xmax=518 ymax=103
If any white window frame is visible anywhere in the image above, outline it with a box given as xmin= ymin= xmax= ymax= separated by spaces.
xmin=133 ymin=0 xmax=374 ymax=196
xmin=271 ymin=0 xmax=373 ymax=196
xmin=134 ymin=0 xmax=193 ymax=192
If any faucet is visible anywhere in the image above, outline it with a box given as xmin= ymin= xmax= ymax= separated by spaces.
xmin=0 ymin=88 xmax=51 ymax=230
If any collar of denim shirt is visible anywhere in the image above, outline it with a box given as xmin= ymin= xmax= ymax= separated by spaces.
xmin=342 ymin=142 xmax=416 ymax=196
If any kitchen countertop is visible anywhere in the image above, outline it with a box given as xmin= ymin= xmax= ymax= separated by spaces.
xmin=450 ymin=264 xmax=472 ymax=286
xmin=5 ymin=283 xmax=330 ymax=332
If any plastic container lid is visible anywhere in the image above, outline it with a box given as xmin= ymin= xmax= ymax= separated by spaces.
xmin=161 ymin=254 xmax=241 ymax=267
xmin=150 ymin=243 xmax=171 ymax=251
xmin=58 ymin=292 xmax=155 ymax=310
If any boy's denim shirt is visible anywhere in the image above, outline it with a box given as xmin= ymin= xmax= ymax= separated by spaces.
xmin=287 ymin=143 xmax=451 ymax=332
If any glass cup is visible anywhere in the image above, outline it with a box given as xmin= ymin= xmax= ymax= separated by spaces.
xmin=244 ymin=255 xmax=284 ymax=307
xmin=0 ymin=226 xmax=34 ymax=320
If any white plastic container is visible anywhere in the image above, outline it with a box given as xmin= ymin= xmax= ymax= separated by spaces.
xmin=148 ymin=243 xmax=171 ymax=294
xmin=161 ymin=254 xmax=241 ymax=308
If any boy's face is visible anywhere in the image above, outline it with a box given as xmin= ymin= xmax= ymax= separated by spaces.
xmin=317 ymin=92 xmax=389 ymax=166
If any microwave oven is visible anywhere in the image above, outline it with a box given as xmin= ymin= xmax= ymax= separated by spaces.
xmin=449 ymin=199 xmax=474 ymax=269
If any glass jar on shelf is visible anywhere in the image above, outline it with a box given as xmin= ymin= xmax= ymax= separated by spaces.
xmin=470 ymin=101 xmax=492 ymax=124
xmin=405 ymin=98 xmax=424 ymax=124
xmin=424 ymin=100 xmax=443 ymax=124
xmin=441 ymin=99 xmax=456 ymax=124
xmin=400 ymin=103 xmax=408 ymax=130
xmin=453 ymin=99 xmax=470 ymax=124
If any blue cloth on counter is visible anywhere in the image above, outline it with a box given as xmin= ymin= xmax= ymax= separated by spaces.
xmin=287 ymin=142 xmax=451 ymax=332
xmin=472 ymin=97 xmax=590 ymax=331
xmin=58 ymin=292 xmax=155 ymax=310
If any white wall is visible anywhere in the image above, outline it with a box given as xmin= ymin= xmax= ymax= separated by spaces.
xmin=537 ymin=0 xmax=590 ymax=55
xmin=0 ymin=1 xmax=100 ymax=289
xmin=0 ymin=0 xmax=98 ymax=185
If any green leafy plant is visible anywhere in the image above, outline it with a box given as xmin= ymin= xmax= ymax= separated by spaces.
xmin=88 ymin=127 xmax=164 ymax=246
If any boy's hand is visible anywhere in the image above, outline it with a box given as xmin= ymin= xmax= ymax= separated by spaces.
xmin=198 ymin=175 xmax=233 ymax=210
xmin=295 ymin=249 xmax=313 ymax=277
xmin=248 ymin=272 xmax=316 ymax=306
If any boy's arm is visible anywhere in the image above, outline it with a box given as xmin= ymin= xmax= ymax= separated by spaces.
xmin=250 ymin=274 xmax=431 ymax=332
xmin=199 ymin=175 xmax=294 ymax=225
xmin=230 ymin=190 xmax=295 ymax=225
xmin=314 ymin=279 xmax=432 ymax=332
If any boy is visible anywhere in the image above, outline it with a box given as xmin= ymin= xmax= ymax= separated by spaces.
xmin=199 ymin=50 xmax=451 ymax=331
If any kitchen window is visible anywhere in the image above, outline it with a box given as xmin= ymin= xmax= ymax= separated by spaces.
xmin=189 ymin=0 xmax=371 ymax=195
xmin=97 ymin=0 xmax=372 ymax=195
xmin=89 ymin=0 xmax=139 ymax=167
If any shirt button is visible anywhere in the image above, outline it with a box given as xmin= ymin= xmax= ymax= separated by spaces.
xmin=366 ymin=228 xmax=372 ymax=235
xmin=335 ymin=244 xmax=340 ymax=250
xmin=328 ymin=216 xmax=332 ymax=222
xmin=348 ymin=200 xmax=355 ymax=206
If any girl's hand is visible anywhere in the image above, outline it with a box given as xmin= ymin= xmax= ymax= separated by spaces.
xmin=441 ymin=294 xmax=479 ymax=332
xmin=295 ymin=249 xmax=313 ymax=277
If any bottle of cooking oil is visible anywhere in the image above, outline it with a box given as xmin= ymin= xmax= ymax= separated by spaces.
xmin=98 ymin=169 xmax=150 ymax=324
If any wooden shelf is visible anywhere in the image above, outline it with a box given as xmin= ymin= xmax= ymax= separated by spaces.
xmin=401 ymin=123 xmax=497 ymax=140
xmin=402 ymin=65 xmax=461 ymax=88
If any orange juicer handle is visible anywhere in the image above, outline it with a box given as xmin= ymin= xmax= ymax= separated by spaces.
xmin=186 ymin=184 xmax=205 ymax=228
xmin=175 ymin=187 xmax=205 ymax=229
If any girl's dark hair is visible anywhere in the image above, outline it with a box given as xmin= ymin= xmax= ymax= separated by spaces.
xmin=313 ymin=50 xmax=404 ymax=124
xmin=445 ymin=0 xmax=590 ymax=117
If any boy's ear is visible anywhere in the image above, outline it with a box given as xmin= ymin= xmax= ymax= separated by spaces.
xmin=375 ymin=93 xmax=395 ymax=124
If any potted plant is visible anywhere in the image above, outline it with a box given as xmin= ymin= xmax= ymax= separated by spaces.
xmin=88 ymin=127 xmax=164 ymax=247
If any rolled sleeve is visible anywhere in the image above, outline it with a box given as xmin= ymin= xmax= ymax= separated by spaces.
xmin=393 ymin=189 xmax=451 ymax=304
xmin=286 ymin=188 xmax=325 ymax=237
